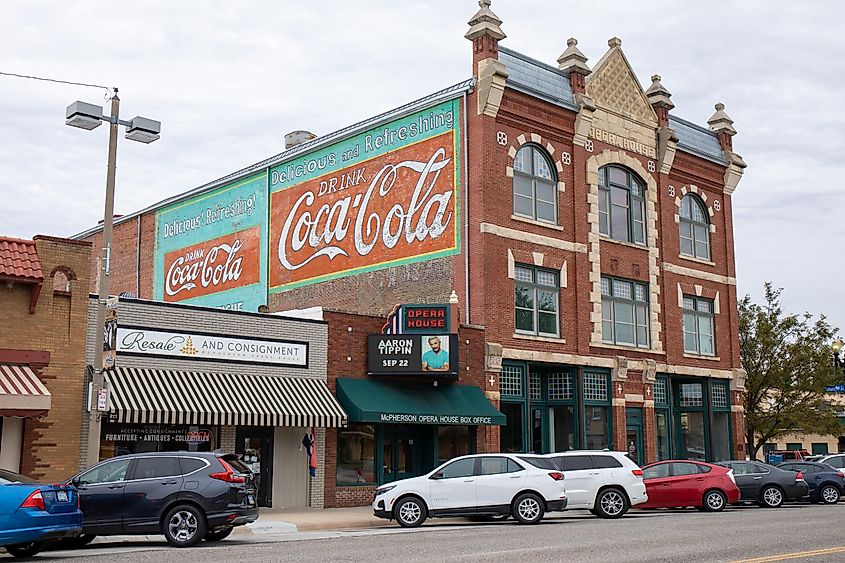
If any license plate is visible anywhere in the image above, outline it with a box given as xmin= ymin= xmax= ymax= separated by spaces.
xmin=57 ymin=490 xmax=69 ymax=502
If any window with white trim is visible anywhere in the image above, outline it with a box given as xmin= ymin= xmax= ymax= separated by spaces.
xmin=515 ymin=265 xmax=559 ymax=337
xmin=601 ymin=276 xmax=649 ymax=348
xmin=513 ymin=144 xmax=557 ymax=224
xmin=683 ymin=296 xmax=715 ymax=356
xmin=679 ymin=194 xmax=711 ymax=260
xmin=599 ymin=165 xmax=646 ymax=245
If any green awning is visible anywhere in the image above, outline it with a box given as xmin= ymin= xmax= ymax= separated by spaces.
xmin=336 ymin=378 xmax=505 ymax=426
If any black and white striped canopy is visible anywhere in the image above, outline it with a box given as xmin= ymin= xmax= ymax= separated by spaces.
xmin=104 ymin=367 xmax=347 ymax=427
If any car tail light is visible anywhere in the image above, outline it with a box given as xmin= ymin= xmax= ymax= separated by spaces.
xmin=20 ymin=490 xmax=45 ymax=511
xmin=795 ymin=471 xmax=805 ymax=482
xmin=837 ymin=472 xmax=844 ymax=479
xmin=727 ymin=469 xmax=736 ymax=484
xmin=210 ymin=458 xmax=247 ymax=483
xmin=548 ymin=472 xmax=565 ymax=481
xmin=631 ymin=469 xmax=643 ymax=477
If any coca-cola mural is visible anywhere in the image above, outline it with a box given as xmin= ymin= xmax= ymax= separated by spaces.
xmin=268 ymin=99 xmax=461 ymax=292
xmin=153 ymin=172 xmax=267 ymax=311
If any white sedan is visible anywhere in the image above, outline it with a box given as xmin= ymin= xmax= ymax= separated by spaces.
xmin=372 ymin=453 xmax=567 ymax=527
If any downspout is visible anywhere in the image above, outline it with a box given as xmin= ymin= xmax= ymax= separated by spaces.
xmin=135 ymin=215 xmax=141 ymax=296
xmin=462 ymin=91 xmax=470 ymax=325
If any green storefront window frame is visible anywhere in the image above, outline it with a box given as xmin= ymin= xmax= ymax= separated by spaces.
xmin=654 ymin=374 xmax=672 ymax=461
xmin=501 ymin=361 xmax=529 ymax=454
xmin=581 ymin=370 xmax=612 ymax=450
xmin=531 ymin=366 xmax=578 ymax=454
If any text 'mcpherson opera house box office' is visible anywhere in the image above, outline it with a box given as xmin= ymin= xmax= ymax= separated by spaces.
xmin=74 ymin=2 xmax=749 ymax=503
xmin=80 ymin=295 xmax=347 ymax=508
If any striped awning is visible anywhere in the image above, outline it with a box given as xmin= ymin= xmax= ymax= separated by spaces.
xmin=104 ymin=367 xmax=347 ymax=427
xmin=0 ymin=364 xmax=51 ymax=417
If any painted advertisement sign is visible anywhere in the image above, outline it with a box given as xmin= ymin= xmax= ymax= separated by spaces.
xmin=268 ymin=99 xmax=461 ymax=292
xmin=153 ymin=173 xmax=267 ymax=311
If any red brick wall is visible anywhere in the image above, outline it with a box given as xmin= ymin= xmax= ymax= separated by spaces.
xmin=322 ymin=310 xmax=490 ymax=508
xmin=0 ymin=236 xmax=92 ymax=480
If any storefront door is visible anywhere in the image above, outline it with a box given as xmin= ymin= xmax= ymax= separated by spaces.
xmin=674 ymin=381 xmax=709 ymax=462
xmin=625 ymin=407 xmax=644 ymax=466
xmin=236 ymin=427 xmax=274 ymax=507
xmin=382 ymin=426 xmax=427 ymax=483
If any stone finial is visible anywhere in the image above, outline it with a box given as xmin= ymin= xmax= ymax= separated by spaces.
xmin=557 ymin=37 xmax=591 ymax=76
xmin=707 ymin=102 xmax=737 ymax=135
xmin=449 ymin=290 xmax=459 ymax=304
xmin=645 ymin=74 xmax=674 ymax=110
xmin=465 ymin=0 xmax=506 ymax=41
xmin=608 ymin=37 xmax=622 ymax=48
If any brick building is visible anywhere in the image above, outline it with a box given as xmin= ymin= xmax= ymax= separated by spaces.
xmin=73 ymin=1 xmax=748 ymax=498
xmin=0 ymin=235 xmax=91 ymax=481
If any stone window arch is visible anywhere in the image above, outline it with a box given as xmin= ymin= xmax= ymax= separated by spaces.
xmin=50 ymin=266 xmax=76 ymax=296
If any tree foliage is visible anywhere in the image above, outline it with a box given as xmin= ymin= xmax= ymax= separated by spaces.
xmin=740 ymin=283 xmax=841 ymax=459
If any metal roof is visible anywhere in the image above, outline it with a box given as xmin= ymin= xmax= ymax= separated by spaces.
xmin=499 ymin=47 xmax=577 ymax=110
xmin=499 ymin=47 xmax=727 ymax=165
xmin=669 ymin=115 xmax=727 ymax=164
xmin=73 ymin=78 xmax=475 ymax=239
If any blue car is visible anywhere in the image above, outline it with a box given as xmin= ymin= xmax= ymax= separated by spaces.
xmin=0 ymin=468 xmax=82 ymax=558
xmin=777 ymin=461 xmax=845 ymax=504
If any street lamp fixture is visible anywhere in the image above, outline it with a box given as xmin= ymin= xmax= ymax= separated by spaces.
xmin=66 ymin=88 xmax=160 ymax=466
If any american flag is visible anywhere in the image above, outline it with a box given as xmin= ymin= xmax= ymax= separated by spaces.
xmin=301 ymin=428 xmax=317 ymax=477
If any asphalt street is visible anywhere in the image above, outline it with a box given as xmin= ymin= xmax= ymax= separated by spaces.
xmin=9 ymin=503 xmax=845 ymax=562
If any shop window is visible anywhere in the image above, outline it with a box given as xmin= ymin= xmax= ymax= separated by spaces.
xmin=711 ymin=413 xmax=731 ymax=461
xmin=679 ymin=383 xmax=704 ymax=407
xmin=529 ymin=372 xmax=541 ymax=400
xmin=598 ymin=165 xmax=646 ymax=245
xmin=500 ymin=402 xmax=525 ymax=453
xmin=653 ymin=378 xmax=668 ymax=406
xmin=513 ymin=144 xmax=557 ymax=224
xmin=812 ymin=443 xmax=830 ymax=456
xmin=683 ymin=296 xmax=715 ymax=356
xmin=583 ymin=372 xmax=611 ymax=450
xmin=547 ymin=372 xmax=573 ymax=401
xmin=515 ymin=265 xmax=560 ymax=337
xmin=711 ymin=382 xmax=728 ymax=409
xmin=601 ymin=276 xmax=649 ymax=348
xmin=437 ymin=426 xmax=471 ymax=465
xmin=336 ymin=423 xmax=376 ymax=485
xmin=679 ymin=194 xmax=711 ymax=260
xmin=500 ymin=365 xmax=524 ymax=398
xmin=549 ymin=405 xmax=575 ymax=452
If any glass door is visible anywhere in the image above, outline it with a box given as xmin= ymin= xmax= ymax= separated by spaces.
xmin=235 ymin=426 xmax=274 ymax=507
xmin=625 ymin=407 xmax=644 ymax=466
xmin=674 ymin=381 xmax=709 ymax=461
xmin=382 ymin=426 xmax=425 ymax=483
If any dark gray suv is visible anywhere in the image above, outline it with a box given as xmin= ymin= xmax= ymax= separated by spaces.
xmin=65 ymin=452 xmax=258 ymax=547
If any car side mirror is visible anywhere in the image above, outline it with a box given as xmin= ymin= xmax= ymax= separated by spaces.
xmin=430 ymin=472 xmax=444 ymax=480
xmin=70 ymin=478 xmax=81 ymax=487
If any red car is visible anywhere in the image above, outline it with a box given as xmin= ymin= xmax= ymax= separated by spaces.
xmin=638 ymin=460 xmax=740 ymax=512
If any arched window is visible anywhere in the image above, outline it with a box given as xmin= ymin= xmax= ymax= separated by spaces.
xmin=679 ymin=194 xmax=710 ymax=260
xmin=598 ymin=165 xmax=646 ymax=245
xmin=513 ymin=144 xmax=557 ymax=224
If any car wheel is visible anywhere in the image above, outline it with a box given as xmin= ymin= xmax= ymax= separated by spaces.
xmin=5 ymin=542 xmax=44 ymax=558
xmin=163 ymin=504 xmax=207 ymax=547
xmin=513 ymin=493 xmax=545 ymax=525
xmin=61 ymin=534 xmax=97 ymax=549
xmin=759 ymin=486 xmax=784 ymax=508
xmin=820 ymin=485 xmax=840 ymax=504
xmin=205 ymin=527 xmax=234 ymax=542
xmin=702 ymin=489 xmax=727 ymax=512
xmin=394 ymin=496 xmax=427 ymax=528
xmin=595 ymin=488 xmax=629 ymax=519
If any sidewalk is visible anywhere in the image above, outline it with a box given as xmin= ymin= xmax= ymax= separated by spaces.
xmin=241 ymin=506 xmax=392 ymax=534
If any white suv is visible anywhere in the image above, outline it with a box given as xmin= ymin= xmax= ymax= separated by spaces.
xmin=544 ymin=451 xmax=647 ymax=518
xmin=372 ymin=453 xmax=568 ymax=527
xmin=820 ymin=454 xmax=845 ymax=469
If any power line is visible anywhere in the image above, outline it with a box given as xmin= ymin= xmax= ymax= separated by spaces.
xmin=0 ymin=71 xmax=112 ymax=96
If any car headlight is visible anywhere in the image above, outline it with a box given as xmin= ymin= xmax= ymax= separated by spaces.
xmin=375 ymin=485 xmax=397 ymax=496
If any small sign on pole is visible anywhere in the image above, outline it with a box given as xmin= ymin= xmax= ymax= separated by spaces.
xmin=96 ymin=388 xmax=110 ymax=412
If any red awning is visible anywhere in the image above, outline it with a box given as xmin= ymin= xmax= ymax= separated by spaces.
xmin=0 ymin=364 xmax=51 ymax=417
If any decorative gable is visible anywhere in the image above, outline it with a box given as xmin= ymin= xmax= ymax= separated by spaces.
xmin=586 ymin=40 xmax=657 ymax=126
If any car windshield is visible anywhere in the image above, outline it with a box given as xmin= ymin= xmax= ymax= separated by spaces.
xmin=0 ymin=469 xmax=36 ymax=484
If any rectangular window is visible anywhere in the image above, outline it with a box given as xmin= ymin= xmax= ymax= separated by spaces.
xmin=683 ymin=296 xmax=715 ymax=356
xmin=336 ymin=423 xmax=376 ymax=485
xmin=585 ymin=407 xmax=609 ymax=449
xmin=711 ymin=382 xmax=728 ymax=409
xmin=653 ymin=378 xmax=668 ymax=406
xmin=679 ymin=383 xmax=704 ymax=407
xmin=655 ymin=410 xmax=671 ymax=461
xmin=601 ymin=276 xmax=649 ymax=348
xmin=812 ymin=443 xmax=830 ymax=456
xmin=515 ymin=265 xmax=559 ymax=337
xmin=529 ymin=372 xmax=541 ymax=401
xmin=437 ymin=426 xmax=472 ymax=465
xmin=786 ymin=443 xmax=803 ymax=451
xmin=500 ymin=365 xmax=524 ymax=398
xmin=583 ymin=372 xmax=608 ymax=402
xmin=548 ymin=372 xmax=573 ymax=401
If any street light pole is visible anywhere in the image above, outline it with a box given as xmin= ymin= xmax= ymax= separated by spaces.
xmin=86 ymin=91 xmax=120 ymax=467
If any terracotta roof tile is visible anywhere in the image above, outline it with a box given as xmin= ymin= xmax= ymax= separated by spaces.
xmin=0 ymin=237 xmax=44 ymax=282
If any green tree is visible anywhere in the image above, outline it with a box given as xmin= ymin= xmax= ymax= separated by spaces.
xmin=740 ymin=283 xmax=841 ymax=460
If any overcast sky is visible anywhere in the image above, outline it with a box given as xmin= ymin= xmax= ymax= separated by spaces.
xmin=2 ymin=0 xmax=843 ymax=333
